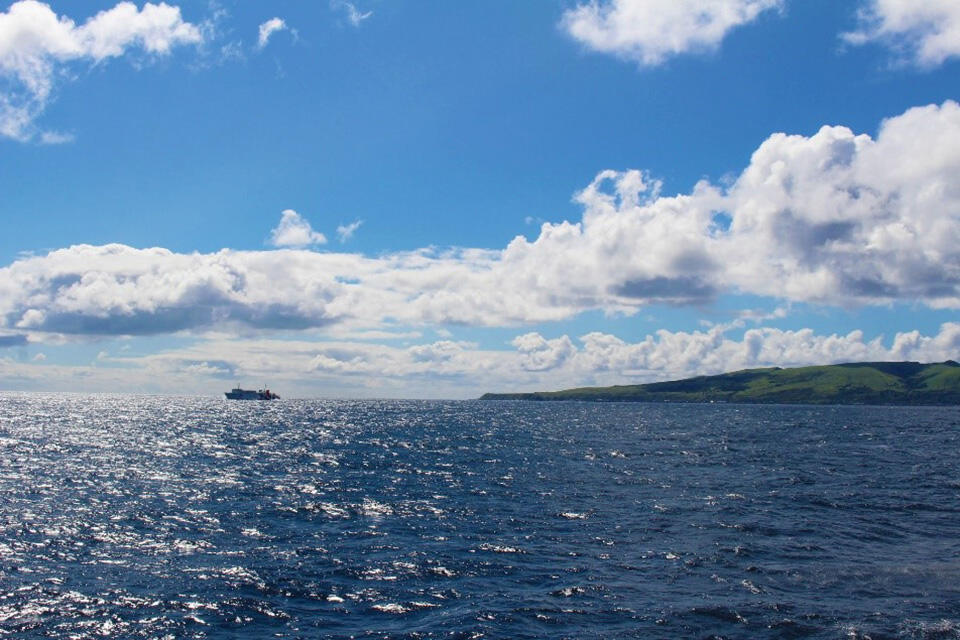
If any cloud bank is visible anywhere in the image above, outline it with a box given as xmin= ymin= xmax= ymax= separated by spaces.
xmin=844 ymin=0 xmax=960 ymax=67
xmin=0 ymin=102 xmax=957 ymax=341
xmin=4 ymin=322 xmax=956 ymax=397
xmin=561 ymin=0 xmax=781 ymax=66
xmin=168 ymin=322 xmax=960 ymax=383
xmin=0 ymin=0 xmax=202 ymax=141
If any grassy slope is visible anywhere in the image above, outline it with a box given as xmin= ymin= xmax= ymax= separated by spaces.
xmin=480 ymin=361 xmax=960 ymax=405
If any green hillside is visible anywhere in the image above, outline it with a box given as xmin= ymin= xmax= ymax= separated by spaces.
xmin=480 ymin=361 xmax=960 ymax=405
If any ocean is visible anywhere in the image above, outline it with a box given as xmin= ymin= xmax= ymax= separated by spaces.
xmin=0 ymin=394 xmax=957 ymax=639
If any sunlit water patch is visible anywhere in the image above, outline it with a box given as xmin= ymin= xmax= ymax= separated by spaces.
xmin=0 ymin=394 xmax=958 ymax=638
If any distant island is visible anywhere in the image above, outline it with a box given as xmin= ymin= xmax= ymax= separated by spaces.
xmin=480 ymin=361 xmax=960 ymax=405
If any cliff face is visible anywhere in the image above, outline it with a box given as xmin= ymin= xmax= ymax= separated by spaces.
xmin=480 ymin=361 xmax=960 ymax=405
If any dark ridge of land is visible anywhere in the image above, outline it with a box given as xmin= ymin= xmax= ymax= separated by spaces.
xmin=480 ymin=361 xmax=960 ymax=405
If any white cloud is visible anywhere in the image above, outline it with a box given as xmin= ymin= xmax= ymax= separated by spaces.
xmin=718 ymin=101 xmax=960 ymax=307
xmin=506 ymin=100 xmax=960 ymax=311
xmin=331 ymin=1 xmax=372 ymax=28
xmin=269 ymin=209 xmax=328 ymax=247
xmin=512 ymin=333 xmax=577 ymax=371
xmin=844 ymin=0 xmax=960 ymax=67
xmin=408 ymin=340 xmax=467 ymax=363
xmin=38 ymin=129 xmax=73 ymax=144
xmin=0 ymin=1 xmax=202 ymax=141
xmin=256 ymin=17 xmax=286 ymax=50
xmin=0 ymin=103 xmax=958 ymax=342
xmin=329 ymin=329 xmax=423 ymax=341
xmin=561 ymin=0 xmax=781 ymax=66
xmin=336 ymin=220 xmax=363 ymax=243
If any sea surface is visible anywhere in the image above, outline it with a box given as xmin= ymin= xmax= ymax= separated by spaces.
xmin=0 ymin=394 xmax=958 ymax=639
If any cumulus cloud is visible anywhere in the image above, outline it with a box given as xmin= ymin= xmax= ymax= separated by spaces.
xmin=844 ymin=0 xmax=960 ymax=67
xmin=330 ymin=1 xmax=372 ymax=28
xmin=269 ymin=210 xmax=327 ymax=247
xmin=512 ymin=333 xmax=577 ymax=371
xmin=719 ymin=101 xmax=960 ymax=306
xmin=0 ymin=243 xmax=347 ymax=336
xmin=561 ymin=0 xmax=781 ymax=66
xmin=0 ymin=241 xmax=553 ymax=338
xmin=256 ymin=17 xmax=286 ymax=49
xmin=0 ymin=0 xmax=202 ymax=141
xmin=336 ymin=220 xmax=363 ymax=243
xmin=0 ymin=103 xmax=958 ymax=340
xmin=508 ymin=100 xmax=960 ymax=311
xmin=407 ymin=340 xmax=469 ymax=363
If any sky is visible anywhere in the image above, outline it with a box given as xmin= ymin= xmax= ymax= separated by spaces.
xmin=0 ymin=0 xmax=958 ymax=398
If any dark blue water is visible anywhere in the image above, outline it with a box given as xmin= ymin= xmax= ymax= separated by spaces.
xmin=0 ymin=394 xmax=958 ymax=639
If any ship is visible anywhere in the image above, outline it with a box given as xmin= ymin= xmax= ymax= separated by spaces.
xmin=225 ymin=386 xmax=280 ymax=400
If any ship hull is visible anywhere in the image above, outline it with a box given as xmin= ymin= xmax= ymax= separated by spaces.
xmin=225 ymin=388 xmax=279 ymax=400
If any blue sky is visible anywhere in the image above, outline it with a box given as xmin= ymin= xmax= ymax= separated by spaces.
xmin=0 ymin=0 xmax=958 ymax=397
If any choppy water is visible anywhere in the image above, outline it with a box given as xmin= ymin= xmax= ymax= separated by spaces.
xmin=0 ymin=394 xmax=958 ymax=639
